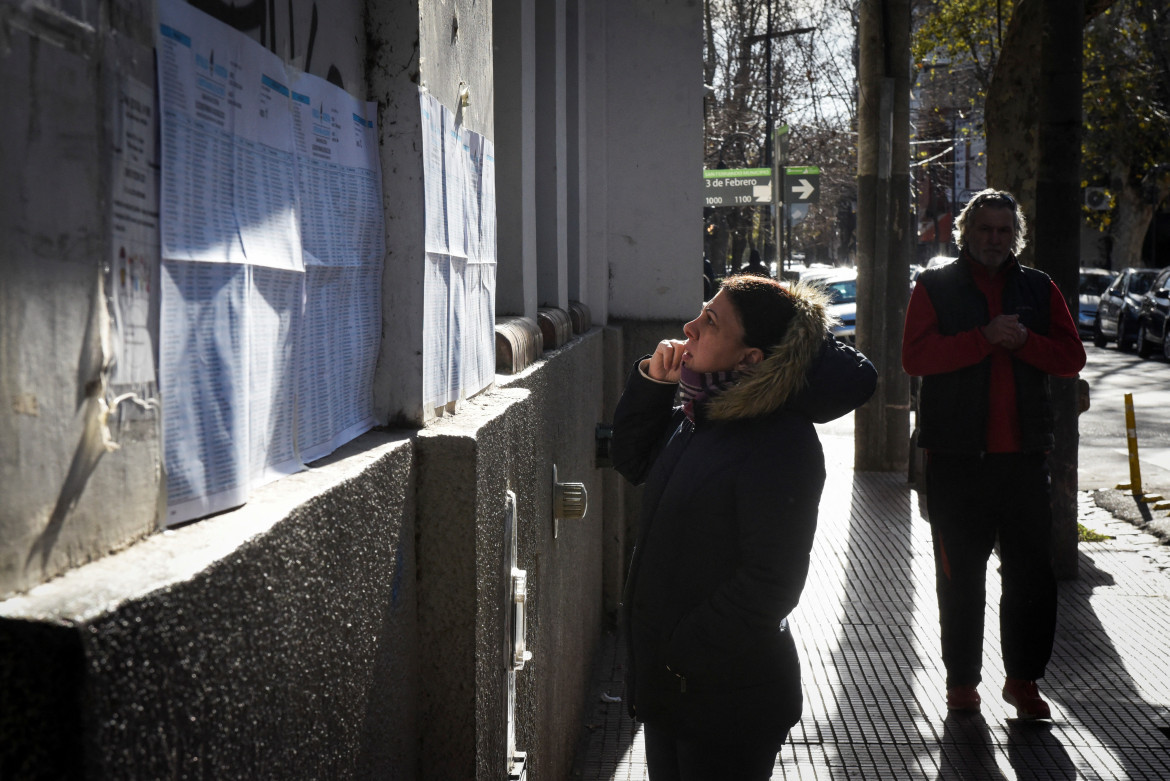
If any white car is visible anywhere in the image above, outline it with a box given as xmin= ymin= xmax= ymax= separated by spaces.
xmin=800 ymin=267 xmax=857 ymax=343
xmin=1078 ymin=268 xmax=1118 ymax=338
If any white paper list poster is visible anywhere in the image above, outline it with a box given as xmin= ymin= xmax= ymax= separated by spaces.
xmin=156 ymin=0 xmax=383 ymax=524
xmin=110 ymin=76 xmax=160 ymax=387
xmin=420 ymin=89 xmax=497 ymax=412
xmin=290 ymin=70 xmax=384 ymax=463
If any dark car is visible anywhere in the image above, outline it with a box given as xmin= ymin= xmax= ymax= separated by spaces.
xmin=1094 ymin=267 xmax=1160 ymax=350
xmin=1077 ymin=268 xmax=1118 ymax=338
xmin=1136 ymin=266 xmax=1170 ymax=360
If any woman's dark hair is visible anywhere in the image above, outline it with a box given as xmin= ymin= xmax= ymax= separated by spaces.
xmin=718 ymin=275 xmax=797 ymax=355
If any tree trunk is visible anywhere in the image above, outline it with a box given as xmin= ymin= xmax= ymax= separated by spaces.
xmin=1110 ymin=169 xmax=1156 ymax=269
xmin=986 ymin=0 xmax=1086 ymax=579
xmin=984 ymin=0 xmax=1042 ymax=265
xmin=1034 ymin=0 xmax=1085 ymax=581
xmin=985 ymin=0 xmax=1116 ymax=253
xmin=855 ymin=0 xmax=911 ymax=472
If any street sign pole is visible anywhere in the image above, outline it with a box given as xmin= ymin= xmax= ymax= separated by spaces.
xmin=775 ymin=125 xmax=788 ymax=272
xmin=786 ymin=193 xmax=792 ymax=268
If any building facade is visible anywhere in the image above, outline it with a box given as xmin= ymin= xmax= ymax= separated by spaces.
xmin=0 ymin=0 xmax=703 ymax=778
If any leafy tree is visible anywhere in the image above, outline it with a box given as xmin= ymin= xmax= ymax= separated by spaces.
xmin=1082 ymin=0 xmax=1170 ymax=268
xmin=911 ymin=0 xmax=1006 ymax=94
xmin=913 ymin=0 xmax=1111 ymax=580
xmin=910 ymin=0 xmax=1170 ymax=271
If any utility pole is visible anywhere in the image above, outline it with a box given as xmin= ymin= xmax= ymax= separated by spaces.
xmin=855 ymin=0 xmax=911 ymax=472
xmin=744 ymin=20 xmax=815 ymax=268
xmin=765 ymin=0 xmax=775 ymax=266
xmin=774 ymin=124 xmax=788 ymax=270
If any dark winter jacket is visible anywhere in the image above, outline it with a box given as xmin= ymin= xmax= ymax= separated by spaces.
xmin=611 ymin=288 xmax=877 ymax=747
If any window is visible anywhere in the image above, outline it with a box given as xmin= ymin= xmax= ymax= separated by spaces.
xmin=1129 ymin=272 xmax=1156 ymax=297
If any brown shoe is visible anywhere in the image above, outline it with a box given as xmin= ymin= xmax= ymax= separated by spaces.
xmin=1002 ymin=678 xmax=1052 ymax=720
xmin=946 ymin=685 xmax=981 ymax=712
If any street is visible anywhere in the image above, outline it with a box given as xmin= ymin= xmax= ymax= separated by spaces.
xmin=1078 ymin=340 xmax=1170 ymax=497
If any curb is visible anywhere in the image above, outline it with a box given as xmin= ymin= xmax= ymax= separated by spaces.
xmin=1090 ymin=488 xmax=1170 ymax=544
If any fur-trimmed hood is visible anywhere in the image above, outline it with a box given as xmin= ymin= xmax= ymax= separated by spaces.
xmin=705 ymin=281 xmax=876 ymax=424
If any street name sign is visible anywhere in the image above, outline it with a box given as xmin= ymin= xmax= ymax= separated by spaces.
xmin=703 ymin=168 xmax=772 ymax=207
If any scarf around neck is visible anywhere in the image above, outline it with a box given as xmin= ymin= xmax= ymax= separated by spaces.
xmin=678 ymin=364 xmax=739 ymax=422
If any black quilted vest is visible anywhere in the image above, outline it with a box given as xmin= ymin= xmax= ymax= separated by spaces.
xmin=916 ymin=257 xmax=1054 ymax=453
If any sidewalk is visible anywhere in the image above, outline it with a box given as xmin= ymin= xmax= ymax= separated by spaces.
xmin=575 ymin=432 xmax=1170 ymax=780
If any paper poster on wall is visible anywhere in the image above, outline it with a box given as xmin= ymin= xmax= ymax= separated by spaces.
xmin=156 ymin=0 xmax=302 ymax=271
xmin=420 ymin=88 xmax=497 ymax=411
xmin=420 ymin=91 xmax=447 ymax=255
xmin=159 ymin=261 xmax=252 ymax=521
xmin=290 ymin=70 xmax=385 ymax=464
xmin=462 ymin=131 xmax=497 ymax=396
xmin=110 ymin=76 xmax=160 ymax=387
xmin=156 ymin=0 xmax=383 ymax=525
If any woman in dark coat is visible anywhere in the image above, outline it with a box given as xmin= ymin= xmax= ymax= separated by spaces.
xmin=611 ymin=275 xmax=876 ymax=779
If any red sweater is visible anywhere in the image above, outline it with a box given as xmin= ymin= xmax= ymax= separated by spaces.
xmin=902 ymin=256 xmax=1086 ymax=453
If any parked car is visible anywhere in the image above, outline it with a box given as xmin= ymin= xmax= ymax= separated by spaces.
xmin=1094 ymin=267 xmax=1161 ymax=350
xmin=801 ymin=267 xmax=857 ymax=343
xmin=1077 ymin=268 xmax=1118 ymax=338
xmin=910 ymin=255 xmax=956 ymax=292
xmin=921 ymin=256 xmax=959 ymax=271
xmin=1136 ymin=266 xmax=1170 ymax=359
xmin=797 ymin=264 xmax=840 ymax=285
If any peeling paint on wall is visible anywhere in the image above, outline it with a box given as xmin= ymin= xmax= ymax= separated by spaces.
xmin=28 ymin=269 xmax=159 ymax=572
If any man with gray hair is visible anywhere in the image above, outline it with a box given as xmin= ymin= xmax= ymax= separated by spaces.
xmin=902 ymin=189 xmax=1085 ymax=720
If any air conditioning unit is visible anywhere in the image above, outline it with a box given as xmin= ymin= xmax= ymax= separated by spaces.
xmin=1084 ymin=187 xmax=1109 ymax=211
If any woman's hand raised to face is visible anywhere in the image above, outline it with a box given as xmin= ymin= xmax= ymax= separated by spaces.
xmin=645 ymin=339 xmax=687 ymax=383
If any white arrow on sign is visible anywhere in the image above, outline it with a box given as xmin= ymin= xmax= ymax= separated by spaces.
xmin=791 ymin=178 xmax=816 ymax=200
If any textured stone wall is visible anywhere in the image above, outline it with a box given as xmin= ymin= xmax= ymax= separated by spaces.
xmin=1 ymin=433 xmax=418 ymax=779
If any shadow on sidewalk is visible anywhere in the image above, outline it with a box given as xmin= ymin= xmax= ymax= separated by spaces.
xmin=785 ymin=471 xmax=928 ymax=773
xmin=575 ymin=459 xmax=1170 ymax=779
xmin=828 ymin=471 xmax=1168 ymax=779
xmin=1040 ymin=549 xmax=1170 ymax=776
xmin=573 ymin=626 xmax=640 ymax=780
xmin=935 ymin=713 xmax=1008 ymax=780
xmin=803 ymin=470 xmax=1169 ymax=779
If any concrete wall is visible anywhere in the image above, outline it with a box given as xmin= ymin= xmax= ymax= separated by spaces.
xmin=367 ymin=0 xmax=427 ymax=427
xmin=0 ymin=0 xmax=373 ymax=597
xmin=583 ymin=2 xmax=611 ymax=326
xmin=1 ymin=336 xmax=609 ymax=780
xmin=1 ymin=432 xmax=419 ymax=779
xmin=494 ymin=0 xmax=540 ymax=318
xmin=604 ymin=0 xmax=705 ymax=321
xmin=499 ymin=333 xmax=607 ymax=781
xmin=1 ymin=0 xmax=164 ymax=597
xmin=412 ymin=330 xmax=607 ymax=780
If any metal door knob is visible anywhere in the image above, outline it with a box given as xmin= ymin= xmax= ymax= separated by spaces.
xmin=552 ymin=465 xmax=588 ymax=538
